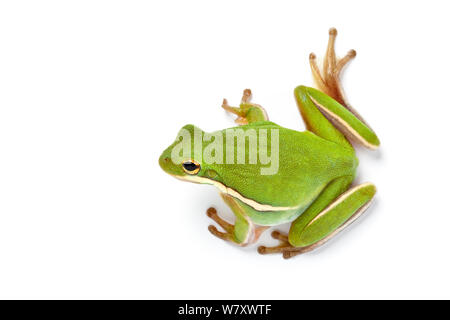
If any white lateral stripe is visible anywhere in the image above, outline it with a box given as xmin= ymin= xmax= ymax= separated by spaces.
xmin=309 ymin=96 xmax=378 ymax=150
xmin=307 ymin=182 xmax=373 ymax=226
xmin=172 ymin=174 xmax=295 ymax=212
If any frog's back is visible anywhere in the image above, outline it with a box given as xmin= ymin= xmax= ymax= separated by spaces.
xmin=209 ymin=121 xmax=357 ymax=209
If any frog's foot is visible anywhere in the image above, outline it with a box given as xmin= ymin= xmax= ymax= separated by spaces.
xmin=259 ymin=183 xmax=376 ymax=259
xmin=258 ymin=231 xmax=292 ymax=258
xmin=206 ymin=207 xmax=234 ymax=242
xmin=257 ymin=231 xmax=290 ymax=255
xmin=206 ymin=207 xmax=269 ymax=246
xmin=309 ymin=28 xmax=357 ymax=109
xmin=257 ymin=230 xmax=318 ymax=259
xmin=222 ymin=89 xmax=268 ymax=125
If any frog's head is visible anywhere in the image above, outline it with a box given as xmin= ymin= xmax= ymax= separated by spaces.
xmin=159 ymin=124 xmax=223 ymax=185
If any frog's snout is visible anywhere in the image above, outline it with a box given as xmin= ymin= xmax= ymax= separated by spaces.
xmin=161 ymin=157 xmax=169 ymax=166
xmin=158 ymin=154 xmax=170 ymax=169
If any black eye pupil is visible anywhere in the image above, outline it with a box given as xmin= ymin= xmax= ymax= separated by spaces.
xmin=183 ymin=161 xmax=198 ymax=172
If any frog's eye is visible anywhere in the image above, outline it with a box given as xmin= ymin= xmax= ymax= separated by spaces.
xmin=182 ymin=160 xmax=200 ymax=175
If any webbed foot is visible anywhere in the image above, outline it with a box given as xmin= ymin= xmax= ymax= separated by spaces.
xmin=309 ymin=28 xmax=373 ymax=128
xmin=257 ymin=230 xmax=315 ymax=259
xmin=206 ymin=207 xmax=269 ymax=246
xmin=309 ymin=28 xmax=357 ymax=107
xmin=206 ymin=207 xmax=234 ymax=242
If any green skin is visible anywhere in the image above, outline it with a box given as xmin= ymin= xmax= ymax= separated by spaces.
xmin=159 ymin=86 xmax=379 ymax=255
xmin=159 ymin=31 xmax=380 ymax=257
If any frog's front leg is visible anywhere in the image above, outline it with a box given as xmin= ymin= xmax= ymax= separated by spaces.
xmin=206 ymin=193 xmax=269 ymax=246
xmin=222 ymin=89 xmax=268 ymax=125
xmin=258 ymin=177 xmax=376 ymax=259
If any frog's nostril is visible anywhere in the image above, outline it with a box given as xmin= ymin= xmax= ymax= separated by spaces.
xmin=164 ymin=157 xmax=169 ymax=162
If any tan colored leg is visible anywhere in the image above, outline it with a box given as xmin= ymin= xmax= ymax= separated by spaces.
xmin=241 ymin=88 xmax=252 ymax=104
xmin=208 ymin=225 xmax=233 ymax=242
xmin=258 ymin=231 xmax=324 ymax=258
xmin=323 ymin=28 xmax=352 ymax=106
xmin=222 ymin=89 xmax=268 ymax=125
xmin=206 ymin=206 xmax=270 ymax=246
xmin=257 ymin=230 xmax=291 ymax=254
xmin=309 ymin=53 xmax=327 ymax=92
xmin=222 ymin=98 xmax=248 ymax=125
xmin=323 ymin=27 xmax=338 ymax=80
xmin=309 ymin=28 xmax=371 ymax=126
xmin=206 ymin=204 xmax=260 ymax=246
xmin=206 ymin=207 xmax=233 ymax=233
xmin=206 ymin=207 xmax=235 ymax=242
xmin=271 ymin=230 xmax=288 ymax=242
xmin=221 ymin=99 xmax=236 ymax=115
xmin=336 ymin=49 xmax=357 ymax=73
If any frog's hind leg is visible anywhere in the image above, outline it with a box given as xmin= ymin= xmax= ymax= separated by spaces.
xmin=258 ymin=178 xmax=376 ymax=259
xmin=310 ymin=28 xmax=369 ymax=126
xmin=284 ymin=197 xmax=373 ymax=259
xmin=222 ymin=89 xmax=269 ymax=125
xmin=206 ymin=194 xmax=269 ymax=246
xmin=259 ymin=199 xmax=371 ymax=259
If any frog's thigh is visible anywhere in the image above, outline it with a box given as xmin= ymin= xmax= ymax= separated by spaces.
xmin=288 ymin=182 xmax=376 ymax=248
xmin=294 ymin=86 xmax=380 ymax=150
xmin=219 ymin=193 xmax=254 ymax=245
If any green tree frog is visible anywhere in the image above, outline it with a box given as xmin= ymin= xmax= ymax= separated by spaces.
xmin=159 ymin=28 xmax=380 ymax=258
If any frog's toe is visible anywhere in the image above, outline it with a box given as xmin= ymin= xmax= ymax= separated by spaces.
xmin=221 ymin=89 xmax=268 ymax=125
xmin=257 ymin=244 xmax=290 ymax=255
xmin=282 ymin=246 xmax=320 ymax=259
xmin=257 ymin=244 xmax=310 ymax=259
xmin=283 ymin=251 xmax=299 ymax=259
xmin=206 ymin=207 xmax=239 ymax=244
xmin=258 ymin=231 xmax=310 ymax=258
xmin=309 ymin=28 xmax=357 ymax=109
xmin=257 ymin=230 xmax=289 ymax=255
xmin=205 ymin=207 xmax=233 ymax=233
xmin=206 ymin=207 xmax=217 ymax=218
xmin=208 ymin=225 xmax=233 ymax=242
xmin=241 ymin=88 xmax=252 ymax=103
xmin=271 ymin=230 xmax=289 ymax=242
xmin=257 ymin=246 xmax=267 ymax=254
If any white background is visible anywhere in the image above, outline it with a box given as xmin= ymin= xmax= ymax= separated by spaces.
xmin=0 ymin=1 xmax=449 ymax=299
